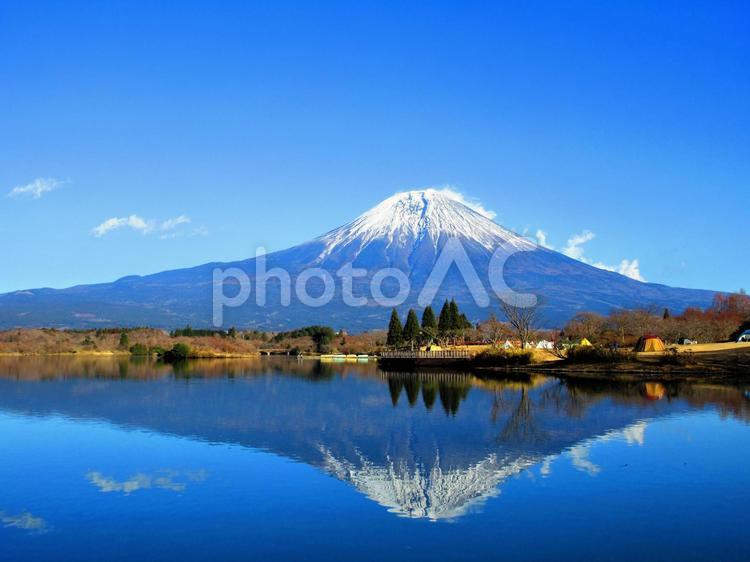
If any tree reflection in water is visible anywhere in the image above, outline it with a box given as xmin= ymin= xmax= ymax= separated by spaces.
xmin=1 ymin=357 xmax=749 ymax=522
xmin=378 ymin=369 xmax=750 ymax=446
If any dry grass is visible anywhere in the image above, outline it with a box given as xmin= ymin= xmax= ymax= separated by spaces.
xmin=671 ymin=342 xmax=750 ymax=354
xmin=0 ymin=328 xmax=387 ymax=357
xmin=0 ymin=328 xmax=262 ymax=357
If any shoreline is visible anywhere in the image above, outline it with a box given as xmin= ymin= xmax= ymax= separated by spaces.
xmin=0 ymin=351 xmax=262 ymax=359
xmin=1 ymin=349 xmax=747 ymax=384
xmin=472 ymin=364 xmax=750 ymax=383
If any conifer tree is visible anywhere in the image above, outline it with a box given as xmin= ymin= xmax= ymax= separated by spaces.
xmin=448 ymin=299 xmax=460 ymax=330
xmin=386 ymin=309 xmax=404 ymax=347
xmin=403 ymin=309 xmax=421 ymax=348
xmin=438 ymin=300 xmax=452 ymax=336
xmin=422 ymin=306 xmax=437 ymax=330
xmin=459 ymin=313 xmax=471 ymax=330
xmin=421 ymin=306 xmax=437 ymax=343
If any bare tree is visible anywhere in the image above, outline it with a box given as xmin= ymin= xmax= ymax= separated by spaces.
xmin=478 ymin=312 xmax=511 ymax=346
xmin=499 ymin=296 xmax=539 ymax=349
xmin=565 ymin=312 xmax=606 ymax=343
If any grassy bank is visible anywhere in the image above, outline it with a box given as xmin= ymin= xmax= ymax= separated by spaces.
xmin=474 ymin=344 xmax=750 ymax=382
xmin=0 ymin=327 xmax=385 ymax=358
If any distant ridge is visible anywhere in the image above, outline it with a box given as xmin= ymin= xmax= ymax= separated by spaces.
xmin=0 ymin=189 xmax=716 ymax=329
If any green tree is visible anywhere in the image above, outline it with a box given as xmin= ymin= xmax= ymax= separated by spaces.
xmin=310 ymin=326 xmax=335 ymax=353
xmin=459 ymin=313 xmax=471 ymax=330
xmin=118 ymin=332 xmax=129 ymax=350
xmin=403 ymin=309 xmax=421 ymax=348
xmin=129 ymin=343 xmax=148 ymax=356
xmin=387 ymin=309 xmax=404 ymax=347
xmin=422 ymin=306 xmax=437 ymax=330
xmin=421 ymin=306 xmax=437 ymax=344
xmin=448 ymin=299 xmax=460 ymax=330
xmin=438 ymin=300 xmax=452 ymax=336
xmin=164 ymin=343 xmax=191 ymax=362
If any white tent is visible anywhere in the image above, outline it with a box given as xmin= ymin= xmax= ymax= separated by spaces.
xmin=536 ymin=340 xmax=554 ymax=350
xmin=502 ymin=340 xmax=515 ymax=349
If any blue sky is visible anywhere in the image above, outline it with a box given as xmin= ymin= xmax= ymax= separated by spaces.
xmin=1 ymin=0 xmax=748 ymax=293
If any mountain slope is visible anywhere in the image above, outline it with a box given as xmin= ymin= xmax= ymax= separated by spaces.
xmin=0 ymin=189 xmax=716 ymax=329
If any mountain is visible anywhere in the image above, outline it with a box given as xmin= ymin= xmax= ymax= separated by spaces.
xmin=0 ymin=189 xmax=716 ymax=330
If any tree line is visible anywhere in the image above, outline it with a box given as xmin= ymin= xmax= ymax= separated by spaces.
xmin=386 ymin=299 xmax=473 ymax=348
xmin=562 ymin=290 xmax=750 ymax=345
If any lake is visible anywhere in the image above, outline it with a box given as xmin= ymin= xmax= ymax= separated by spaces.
xmin=0 ymin=356 xmax=748 ymax=561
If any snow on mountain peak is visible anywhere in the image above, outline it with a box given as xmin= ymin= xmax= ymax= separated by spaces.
xmin=316 ymin=188 xmax=533 ymax=257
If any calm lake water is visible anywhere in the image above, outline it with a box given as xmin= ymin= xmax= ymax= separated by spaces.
xmin=1 ymin=356 xmax=749 ymax=561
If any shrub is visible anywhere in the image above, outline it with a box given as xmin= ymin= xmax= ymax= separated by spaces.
xmin=163 ymin=343 xmax=191 ymax=362
xmin=118 ymin=332 xmax=130 ymax=350
xmin=475 ymin=348 xmax=534 ymax=365
xmin=129 ymin=343 xmax=149 ymax=356
xmin=566 ymin=346 xmax=631 ymax=364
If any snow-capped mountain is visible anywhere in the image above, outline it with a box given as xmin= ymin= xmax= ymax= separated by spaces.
xmin=0 ymin=188 xmax=716 ymax=329
xmin=315 ymin=189 xmax=533 ymax=260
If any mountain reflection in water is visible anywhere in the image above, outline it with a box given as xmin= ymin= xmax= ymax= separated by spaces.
xmin=1 ymin=356 xmax=748 ymax=524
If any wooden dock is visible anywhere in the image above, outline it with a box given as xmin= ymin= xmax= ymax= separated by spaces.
xmin=378 ymin=350 xmax=473 ymax=369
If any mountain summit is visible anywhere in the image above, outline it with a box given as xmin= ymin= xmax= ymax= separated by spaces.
xmin=0 ymin=189 xmax=716 ymax=329
xmin=316 ymin=189 xmax=532 ymax=258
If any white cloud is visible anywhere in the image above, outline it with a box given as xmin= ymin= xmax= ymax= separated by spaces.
xmin=92 ymin=214 xmax=195 ymax=238
xmin=592 ymin=259 xmax=645 ymax=282
xmin=437 ymin=187 xmax=497 ymax=219
xmin=534 ymin=228 xmax=645 ymax=282
xmin=563 ymin=230 xmax=596 ymax=261
xmin=92 ymin=215 xmax=153 ymax=237
xmin=535 ymin=229 xmax=552 ymax=249
xmin=7 ymin=177 xmax=66 ymax=199
xmin=160 ymin=215 xmax=190 ymax=231
xmin=619 ymin=260 xmax=644 ymax=282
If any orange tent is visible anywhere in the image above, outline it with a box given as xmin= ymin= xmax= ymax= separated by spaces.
xmin=634 ymin=335 xmax=666 ymax=352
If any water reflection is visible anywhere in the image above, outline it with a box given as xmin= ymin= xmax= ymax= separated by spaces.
xmin=0 ymin=356 xmax=748 ymax=522
xmin=319 ymin=446 xmax=535 ymax=520
xmin=0 ymin=510 xmax=49 ymax=535
xmin=86 ymin=469 xmax=209 ymax=495
xmin=385 ymin=372 xmax=471 ymax=416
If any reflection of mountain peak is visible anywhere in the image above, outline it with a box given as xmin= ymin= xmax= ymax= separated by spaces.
xmin=319 ymin=445 xmax=538 ymax=520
